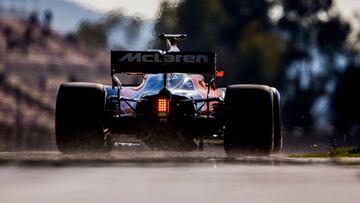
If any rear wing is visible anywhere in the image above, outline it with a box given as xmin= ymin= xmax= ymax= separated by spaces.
xmin=111 ymin=51 xmax=216 ymax=75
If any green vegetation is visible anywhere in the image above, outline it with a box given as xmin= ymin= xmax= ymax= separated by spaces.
xmin=155 ymin=0 xmax=360 ymax=146
xmin=76 ymin=13 xmax=122 ymax=49
xmin=76 ymin=11 xmax=143 ymax=49
xmin=290 ymin=147 xmax=360 ymax=158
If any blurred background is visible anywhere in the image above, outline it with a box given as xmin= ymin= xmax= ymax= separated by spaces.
xmin=0 ymin=0 xmax=360 ymax=152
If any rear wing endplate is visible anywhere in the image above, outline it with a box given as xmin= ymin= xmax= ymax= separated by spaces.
xmin=111 ymin=51 xmax=216 ymax=75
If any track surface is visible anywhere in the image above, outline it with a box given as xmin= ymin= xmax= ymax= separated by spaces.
xmin=0 ymin=151 xmax=360 ymax=203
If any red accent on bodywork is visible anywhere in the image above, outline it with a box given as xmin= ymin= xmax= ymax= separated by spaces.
xmin=216 ymin=70 xmax=225 ymax=77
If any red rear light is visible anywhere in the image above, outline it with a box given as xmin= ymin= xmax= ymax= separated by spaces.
xmin=157 ymin=98 xmax=169 ymax=114
xmin=216 ymin=70 xmax=225 ymax=77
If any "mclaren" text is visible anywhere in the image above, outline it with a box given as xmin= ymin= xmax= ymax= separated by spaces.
xmin=119 ymin=53 xmax=209 ymax=64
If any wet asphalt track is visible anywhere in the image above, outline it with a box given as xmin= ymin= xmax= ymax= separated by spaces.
xmin=0 ymin=151 xmax=360 ymax=203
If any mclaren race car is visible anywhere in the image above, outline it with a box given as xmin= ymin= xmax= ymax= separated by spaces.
xmin=55 ymin=33 xmax=283 ymax=154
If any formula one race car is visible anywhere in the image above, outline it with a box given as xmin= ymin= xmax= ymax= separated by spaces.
xmin=55 ymin=33 xmax=283 ymax=154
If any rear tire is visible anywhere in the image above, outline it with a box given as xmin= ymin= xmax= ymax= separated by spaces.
xmin=56 ymin=82 xmax=109 ymax=153
xmin=224 ymin=85 xmax=274 ymax=155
